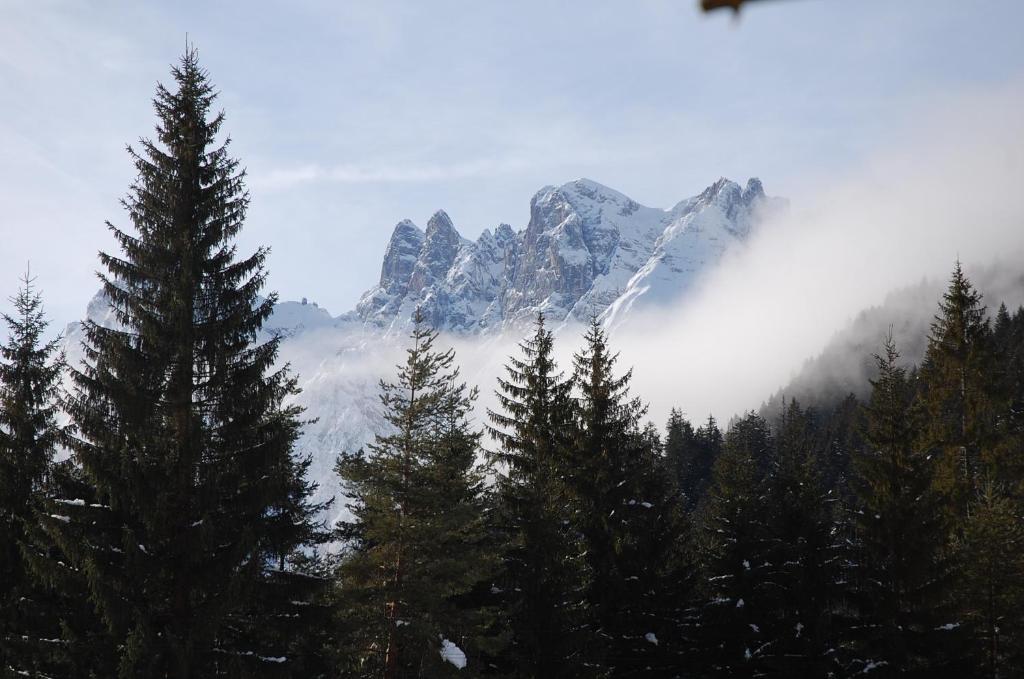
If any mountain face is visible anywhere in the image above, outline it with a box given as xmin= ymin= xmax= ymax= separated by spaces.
xmin=354 ymin=177 xmax=784 ymax=335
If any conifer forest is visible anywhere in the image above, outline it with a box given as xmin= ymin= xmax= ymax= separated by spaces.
xmin=3 ymin=25 xmax=1024 ymax=679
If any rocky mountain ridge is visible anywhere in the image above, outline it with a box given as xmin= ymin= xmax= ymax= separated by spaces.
xmin=352 ymin=176 xmax=784 ymax=335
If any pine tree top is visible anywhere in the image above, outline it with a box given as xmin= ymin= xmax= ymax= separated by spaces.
xmin=487 ymin=313 xmax=571 ymax=446
xmin=0 ymin=269 xmax=65 ymax=501
xmin=1 ymin=270 xmax=61 ymax=364
xmin=928 ymin=260 xmax=988 ymax=351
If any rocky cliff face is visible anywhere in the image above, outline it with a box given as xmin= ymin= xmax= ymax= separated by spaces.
xmin=355 ymin=176 xmax=784 ymax=335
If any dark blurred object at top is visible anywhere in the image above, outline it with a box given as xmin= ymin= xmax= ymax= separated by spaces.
xmin=701 ymin=0 xmax=785 ymax=14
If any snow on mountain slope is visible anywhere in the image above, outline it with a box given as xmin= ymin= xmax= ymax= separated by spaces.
xmin=357 ymin=177 xmax=784 ymax=335
xmin=59 ymin=176 xmax=782 ymax=526
xmin=601 ymin=177 xmax=782 ymax=328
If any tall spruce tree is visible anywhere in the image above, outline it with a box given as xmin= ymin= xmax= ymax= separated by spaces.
xmin=760 ymin=399 xmax=840 ymax=676
xmin=957 ymin=480 xmax=1024 ymax=678
xmin=691 ymin=414 xmax=723 ymax=512
xmin=665 ymin=408 xmax=719 ymax=510
xmin=333 ymin=313 xmax=501 ymax=678
xmin=486 ymin=314 xmax=586 ymax=678
xmin=989 ymin=303 xmax=1024 ymax=495
xmin=664 ymin=409 xmax=695 ymax=496
xmin=919 ymin=262 xmax=993 ymax=519
xmin=47 ymin=49 xmax=325 ymax=677
xmin=0 ymin=272 xmax=66 ymax=672
xmin=697 ymin=412 xmax=774 ymax=676
xmin=845 ymin=333 xmax=965 ymax=677
xmin=568 ymin=318 xmax=695 ymax=676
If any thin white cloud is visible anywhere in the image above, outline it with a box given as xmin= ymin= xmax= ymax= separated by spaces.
xmin=250 ymin=157 xmax=531 ymax=190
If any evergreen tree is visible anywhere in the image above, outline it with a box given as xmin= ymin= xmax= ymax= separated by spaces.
xmin=989 ymin=303 xmax=1024 ymax=495
xmin=697 ymin=412 xmax=774 ymax=676
xmin=486 ymin=314 xmax=585 ymax=678
xmin=637 ymin=422 xmax=703 ymax=677
xmin=919 ymin=262 xmax=993 ymax=519
xmin=991 ymin=302 xmax=1013 ymax=368
xmin=691 ymin=414 xmax=724 ymax=513
xmin=640 ymin=420 xmax=662 ymax=455
xmin=13 ymin=461 xmax=119 ymax=678
xmin=333 ymin=313 xmax=501 ymax=678
xmin=760 ymin=399 xmax=840 ymax=676
xmin=664 ymin=409 xmax=695 ymax=496
xmin=48 ymin=49 xmax=325 ymax=677
xmin=956 ymin=480 xmax=1024 ymax=678
xmin=0 ymin=272 xmax=66 ymax=673
xmin=568 ymin=318 xmax=695 ymax=676
xmin=726 ymin=412 xmax=773 ymax=478
xmin=814 ymin=393 xmax=866 ymax=500
xmin=665 ymin=409 xmax=718 ymax=509
xmin=845 ymin=334 xmax=965 ymax=677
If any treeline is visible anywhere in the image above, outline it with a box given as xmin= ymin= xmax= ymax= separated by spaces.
xmin=2 ymin=51 xmax=1024 ymax=679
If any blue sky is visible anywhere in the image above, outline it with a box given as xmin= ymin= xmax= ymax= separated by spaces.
xmin=2 ymin=0 xmax=1023 ymax=324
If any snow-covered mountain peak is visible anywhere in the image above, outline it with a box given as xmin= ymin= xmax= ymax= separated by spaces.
xmin=493 ymin=223 xmax=516 ymax=246
xmin=743 ymin=177 xmax=764 ymax=200
xmin=409 ymin=210 xmax=466 ymax=294
xmin=84 ymin=289 xmax=116 ymax=327
xmin=529 ymin=178 xmax=642 ymax=237
xmin=379 ymin=220 xmax=424 ymax=287
xmin=563 ymin=177 xmax=639 ymax=209
xmin=354 ymin=176 xmax=783 ymax=335
xmin=425 ymin=209 xmax=456 ymax=234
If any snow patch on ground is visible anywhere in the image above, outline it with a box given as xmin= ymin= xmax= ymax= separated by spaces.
xmin=440 ymin=638 xmax=467 ymax=669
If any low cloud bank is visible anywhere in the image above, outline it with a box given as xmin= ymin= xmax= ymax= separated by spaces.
xmin=281 ymin=82 xmax=1024 ymax=522
xmin=351 ymin=84 xmax=1024 ymax=433
xmin=600 ymin=82 xmax=1024 ymax=428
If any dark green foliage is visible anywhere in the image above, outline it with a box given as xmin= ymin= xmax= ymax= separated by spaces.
xmin=692 ymin=415 xmax=724 ymax=514
xmin=567 ymin=319 xmax=697 ymax=676
xmin=697 ymin=412 xmax=774 ymax=676
xmin=0 ymin=272 xmax=63 ymax=522
xmin=333 ymin=313 xmax=501 ymax=678
xmin=45 ymin=49 xmax=325 ymax=677
xmin=760 ymin=400 xmax=841 ymax=676
xmin=665 ymin=409 xmax=695 ymax=496
xmin=844 ymin=333 xmax=966 ymax=677
xmin=725 ymin=412 xmax=773 ymax=479
xmin=486 ymin=314 xmax=586 ymax=678
xmin=0 ymin=272 xmax=69 ymax=674
xmin=957 ymin=480 xmax=1024 ymax=678
xmin=11 ymin=461 xmax=118 ymax=678
xmin=919 ymin=261 xmax=995 ymax=519
xmin=665 ymin=409 xmax=720 ymax=510
xmin=989 ymin=303 xmax=1024 ymax=495
xmin=812 ymin=393 xmax=866 ymax=499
